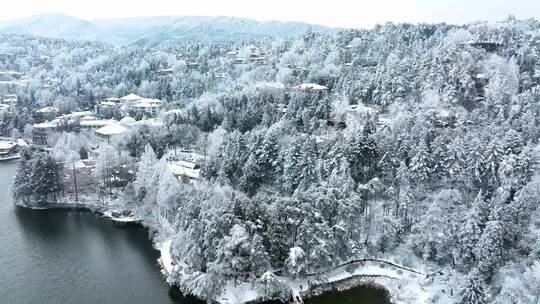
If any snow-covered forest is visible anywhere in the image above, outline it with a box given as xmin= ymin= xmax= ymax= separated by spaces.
xmin=5 ymin=16 xmax=540 ymax=304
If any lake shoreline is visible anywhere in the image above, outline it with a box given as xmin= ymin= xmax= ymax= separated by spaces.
xmin=299 ymin=276 xmax=393 ymax=303
xmin=17 ymin=201 xmax=397 ymax=304
xmin=2 ymin=160 xmax=186 ymax=304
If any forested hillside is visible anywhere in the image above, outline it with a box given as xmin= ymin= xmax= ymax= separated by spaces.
xmin=5 ymin=16 xmax=540 ymax=303
xmin=0 ymin=14 xmax=340 ymax=45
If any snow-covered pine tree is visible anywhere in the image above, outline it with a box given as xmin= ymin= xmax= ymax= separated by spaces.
xmin=284 ymin=247 xmax=307 ymax=278
xmin=13 ymin=148 xmax=33 ymax=205
xmin=409 ymin=138 xmax=431 ymax=182
xmin=476 ymin=220 xmax=505 ymax=280
xmin=458 ymin=270 xmax=488 ymax=304
xmin=455 ymin=191 xmax=489 ymax=269
xmin=133 ymin=144 xmax=157 ymax=206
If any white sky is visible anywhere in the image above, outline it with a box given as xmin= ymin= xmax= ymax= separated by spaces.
xmin=1 ymin=0 xmax=539 ymax=28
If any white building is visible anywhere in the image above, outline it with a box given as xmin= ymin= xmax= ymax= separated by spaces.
xmin=32 ymin=122 xmax=58 ymax=146
xmin=97 ymin=94 xmax=163 ymax=118
xmin=168 ymin=160 xmax=201 ymax=180
xmin=131 ymin=98 xmax=162 ymax=117
xmin=120 ymin=94 xmax=143 ymax=103
xmin=56 ymin=111 xmax=94 ymax=125
xmin=293 ymin=83 xmax=329 ymax=91
xmin=95 ymin=123 xmax=129 ymax=140
xmin=226 ymin=50 xmax=238 ymax=58
xmin=80 ymin=119 xmax=115 ymax=130
xmin=93 ymin=116 xmax=164 ymax=141
xmin=0 ymin=141 xmax=18 ymax=160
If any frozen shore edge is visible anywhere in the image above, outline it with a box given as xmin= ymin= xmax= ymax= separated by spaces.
xmin=17 ymin=201 xmax=435 ymax=304
xmin=158 ymin=239 xmax=396 ymax=304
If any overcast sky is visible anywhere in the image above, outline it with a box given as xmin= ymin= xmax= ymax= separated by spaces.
xmin=1 ymin=0 xmax=539 ymax=28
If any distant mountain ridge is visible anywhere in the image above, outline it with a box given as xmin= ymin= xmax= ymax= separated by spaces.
xmin=0 ymin=13 xmax=342 ymax=45
xmin=0 ymin=13 xmax=121 ymax=43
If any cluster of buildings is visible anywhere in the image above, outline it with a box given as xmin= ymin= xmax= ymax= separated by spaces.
xmin=150 ymin=58 xmax=200 ymax=78
xmin=32 ymin=114 xmax=165 ymax=145
xmin=94 ymin=94 xmax=162 ymax=119
xmin=0 ymin=70 xmax=54 ymax=97
xmin=32 ymin=94 xmax=166 ymax=145
xmin=228 ymin=46 xmax=267 ymax=65
xmin=0 ymin=71 xmax=28 ymax=89
xmin=0 ymin=94 xmax=17 ymax=113
xmin=28 ymin=92 xmax=204 ymax=181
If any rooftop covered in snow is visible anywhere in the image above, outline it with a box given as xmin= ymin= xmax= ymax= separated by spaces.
xmin=35 ymin=106 xmax=57 ymax=113
xmin=95 ymin=123 xmax=129 ymax=136
xmin=80 ymin=119 xmax=115 ymax=128
xmin=120 ymin=93 xmax=143 ymax=101
xmin=33 ymin=122 xmax=57 ymax=129
xmin=293 ymin=83 xmax=329 ymax=91
xmin=0 ymin=141 xmax=17 ymax=151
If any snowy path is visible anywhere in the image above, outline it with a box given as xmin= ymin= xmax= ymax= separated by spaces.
xmin=157 ymin=240 xmax=453 ymax=304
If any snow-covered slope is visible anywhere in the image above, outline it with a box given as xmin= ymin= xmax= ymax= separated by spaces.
xmin=0 ymin=13 xmax=122 ymax=44
xmin=0 ymin=14 xmax=341 ymax=45
xmin=93 ymin=16 xmax=341 ymax=45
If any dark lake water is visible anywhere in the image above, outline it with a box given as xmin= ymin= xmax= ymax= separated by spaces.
xmin=0 ymin=161 xmax=389 ymax=304
xmin=305 ymin=286 xmax=389 ymax=304
xmin=0 ymin=161 xmax=201 ymax=304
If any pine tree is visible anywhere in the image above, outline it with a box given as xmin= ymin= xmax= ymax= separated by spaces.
xmin=284 ymin=247 xmax=307 ymax=278
xmin=409 ymin=139 xmax=431 ymax=182
xmin=297 ymin=136 xmax=318 ymax=190
xmin=467 ymin=137 xmax=485 ymax=185
xmin=240 ymin=130 xmax=266 ymax=194
xmin=249 ymin=234 xmax=270 ymax=276
xmin=256 ymin=272 xmax=290 ymax=301
xmin=476 ymin=220 xmax=505 ymax=280
xmin=328 ymin=157 xmax=355 ymax=192
xmin=455 ymin=192 xmax=490 ymax=269
xmin=444 ymin=137 xmax=466 ymax=180
xmin=29 ymin=153 xmax=60 ymax=205
xmin=156 ymin=163 xmax=180 ymax=226
xmin=281 ymin=136 xmax=303 ymax=192
xmin=265 ymin=207 xmax=289 ymax=267
xmin=219 ymin=131 xmax=247 ymax=184
xmin=484 ymin=138 xmax=503 ymax=187
xmin=132 ymin=144 xmax=157 ymax=204
xmin=346 ymin=132 xmax=377 ymax=183
xmin=213 ymin=224 xmax=251 ymax=277
xmin=458 ymin=271 xmax=488 ymax=304
xmin=13 ymin=148 xmax=33 ymax=205
xmin=240 ymin=154 xmax=261 ymax=195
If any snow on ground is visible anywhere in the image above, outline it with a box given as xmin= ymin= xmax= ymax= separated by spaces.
xmin=54 ymin=194 xmax=98 ymax=206
xmin=157 ymin=239 xmax=458 ymax=304
xmin=101 ymin=210 xmax=141 ymax=223
xmin=293 ymin=83 xmax=329 ymax=91
xmin=219 ymin=281 xmax=260 ymax=304
xmin=160 ymin=240 xmax=174 ymax=275
xmin=167 ymin=161 xmax=201 ymax=179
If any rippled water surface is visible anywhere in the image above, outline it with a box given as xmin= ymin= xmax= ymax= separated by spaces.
xmin=0 ymin=161 xmax=200 ymax=304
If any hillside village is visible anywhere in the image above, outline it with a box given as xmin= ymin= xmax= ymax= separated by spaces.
xmin=3 ymin=17 xmax=540 ymax=304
